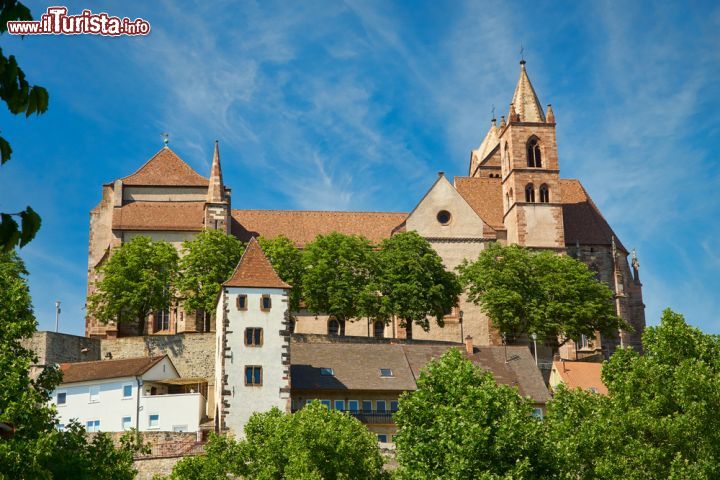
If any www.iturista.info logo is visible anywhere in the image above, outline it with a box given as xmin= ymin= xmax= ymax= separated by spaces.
xmin=6 ymin=7 xmax=150 ymax=36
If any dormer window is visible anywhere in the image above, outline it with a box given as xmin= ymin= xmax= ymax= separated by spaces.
xmin=527 ymin=137 xmax=542 ymax=167
xmin=379 ymin=368 xmax=394 ymax=378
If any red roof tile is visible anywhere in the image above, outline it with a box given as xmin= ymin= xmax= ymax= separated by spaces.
xmin=454 ymin=177 xmax=504 ymax=229
xmin=552 ymin=360 xmax=608 ymax=395
xmin=121 ymin=148 xmax=209 ymax=187
xmin=231 ymin=210 xmax=407 ymax=247
xmin=224 ymin=237 xmax=291 ymax=289
xmin=60 ymin=356 xmax=167 ymax=384
xmin=112 ymin=201 xmax=205 ymax=231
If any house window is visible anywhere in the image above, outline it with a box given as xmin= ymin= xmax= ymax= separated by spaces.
xmin=236 ymin=295 xmax=247 ymax=310
xmin=376 ymin=400 xmax=387 ymax=413
xmin=348 ymin=400 xmax=359 ymax=412
xmin=121 ymin=416 xmax=132 ymax=431
xmin=436 ymin=210 xmax=452 ymax=225
xmin=57 ymin=392 xmax=66 ymax=405
xmin=525 ymin=183 xmax=535 ymax=203
xmin=86 ymin=420 xmax=100 ymax=433
xmin=334 ymin=400 xmax=345 ymax=411
xmin=148 ymin=414 xmax=159 ymax=429
xmin=328 ymin=318 xmax=344 ymax=336
xmin=89 ymin=386 xmax=99 ymax=403
xmin=261 ymin=295 xmax=272 ymax=311
xmin=532 ymin=408 xmax=544 ymax=420
xmin=539 ymin=184 xmax=549 ymax=203
xmin=320 ymin=367 xmax=334 ymax=376
xmin=379 ymin=368 xmax=394 ymax=378
xmin=362 ymin=400 xmax=373 ymax=412
xmin=245 ymin=328 xmax=263 ymax=347
xmin=373 ymin=320 xmax=385 ymax=339
xmin=320 ymin=400 xmax=331 ymax=409
xmin=245 ymin=366 xmax=262 ymax=386
xmin=390 ymin=401 xmax=399 ymax=412
xmin=377 ymin=434 xmax=388 ymax=443
xmin=122 ymin=385 xmax=132 ymax=398
xmin=527 ymin=137 xmax=542 ymax=167
xmin=154 ymin=310 xmax=170 ymax=331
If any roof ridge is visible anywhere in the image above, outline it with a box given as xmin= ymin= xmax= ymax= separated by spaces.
xmin=231 ymin=209 xmax=408 ymax=215
xmin=119 ymin=147 xmax=209 ymax=187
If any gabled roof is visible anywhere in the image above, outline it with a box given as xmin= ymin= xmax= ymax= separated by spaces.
xmin=510 ymin=61 xmax=546 ymax=123
xmin=224 ymin=237 xmax=291 ymax=289
xmin=454 ymin=176 xmax=504 ymax=230
xmin=231 ymin=210 xmax=407 ymax=247
xmin=112 ymin=201 xmax=205 ymax=231
xmin=121 ymin=147 xmax=209 ymax=187
xmin=59 ymin=356 xmax=169 ymax=384
xmin=471 ymin=119 xmax=500 ymax=170
xmin=551 ymin=360 xmax=608 ymax=395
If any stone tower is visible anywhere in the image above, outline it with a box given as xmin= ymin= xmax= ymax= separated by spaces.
xmin=500 ymin=61 xmax=565 ymax=249
xmin=204 ymin=141 xmax=231 ymax=233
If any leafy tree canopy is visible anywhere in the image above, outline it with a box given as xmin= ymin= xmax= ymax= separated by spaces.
xmin=87 ymin=236 xmax=179 ymax=334
xmin=0 ymin=1 xmax=48 ymax=251
xmin=457 ymin=242 xmax=626 ymax=351
xmin=373 ymin=231 xmax=461 ymax=335
xmin=177 ymin=229 xmax=244 ymax=317
xmin=258 ymin=235 xmax=304 ymax=312
xmin=167 ymin=403 xmax=386 ymax=479
xmin=302 ymin=232 xmax=376 ymax=323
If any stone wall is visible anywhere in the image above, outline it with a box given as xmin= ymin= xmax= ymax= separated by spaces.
xmin=22 ymin=331 xmax=101 ymax=364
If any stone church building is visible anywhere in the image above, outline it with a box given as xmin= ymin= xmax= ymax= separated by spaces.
xmin=86 ymin=61 xmax=645 ymax=361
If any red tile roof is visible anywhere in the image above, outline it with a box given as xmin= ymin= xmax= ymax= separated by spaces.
xmin=112 ymin=201 xmax=205 ymax=231
xmin=454 ymin=177 xmax=505 ymax=229
xmin=552 ymin=360 xmax=608 ymax=395
xmin=224 ymin=237 xmax=291 ymax=289
xmin=121 ymin=148 xmax=209 ymax=187
xmin=60 ymin=356 xmax=167 ymax=384
xmin=231 ymin=210 xmax=407 ymax=247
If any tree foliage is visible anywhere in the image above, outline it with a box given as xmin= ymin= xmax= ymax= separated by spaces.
xmin=168 ymin=403 xmax=386 ymax=479
xmin=373 ymin=231 xmax=461 ymax=336
xmin=0 ymin=1 xmax=49 ymax=251
xmin=177 ymin=229 xmax=244 ymax=317
xmin=87 ymin=236 xmax=179 ymax=334
xmin=302 ymin=232 xmax=376 ymax=323
xmin=394 ymin=348 xmax=551 ymax=479
xmin=458 ymin=243 xmax=626 ymax=351
xmin=259 ymin=235 xmax=304 ymax=312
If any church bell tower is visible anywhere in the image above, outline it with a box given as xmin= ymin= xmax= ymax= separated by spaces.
xmin=204 ymin=140 xmax=231 ymax=233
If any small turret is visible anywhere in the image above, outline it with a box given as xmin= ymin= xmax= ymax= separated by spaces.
xmin=204 ymin=141 xmax=230 ymax=233
xmin=546 ymin=104 xmax=555 ymax=124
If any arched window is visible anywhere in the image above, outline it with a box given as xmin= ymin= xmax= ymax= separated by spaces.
xmin=504 ymin=142 xmax=510 ymax=170
xmin=373 ymin=320 xmax=385 ymax=338
xmin=526 ymin=137 xmax=542 ymax=167
xmin=505 ymin=192 xmax=510 ymax=210
xmin=328 ymin=319 xmax=339 ymax=336
xmin=525 ymin=183 xmax=535 ymax=203
xmin=539 ymin=184 xmax=550 ymax=203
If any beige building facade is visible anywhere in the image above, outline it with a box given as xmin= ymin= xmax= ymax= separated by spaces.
xmin=86 ymin=61 xmax=645 ymax=361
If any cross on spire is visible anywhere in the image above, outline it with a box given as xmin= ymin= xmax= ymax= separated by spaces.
xmin=520 ymin=43 xmax=525 ymax=63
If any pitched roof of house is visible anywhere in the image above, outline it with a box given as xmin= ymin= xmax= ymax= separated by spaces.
xmin=510 ymin=61 xmax=546 ymax=123
xmin=59 ymin=356 xmax=168 ymax=384
xmin=290 ymin=340 xmax=550 ymax=404
xmin=231 ymin=210 xmax=407 ymax=247
xmin=454 ymin=177 xmax=505 ymax=230
xmin=224 ymin=237 xmax=291 ymax=289
xmin=121 ymin=147 xmax=209 ymax=187
xmin=112 ymin=201 xmax=205 ymax=231
xmin=552 ymin=360 xmax=608 ymax=395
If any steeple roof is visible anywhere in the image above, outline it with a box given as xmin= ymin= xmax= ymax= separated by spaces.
xmin=121 ymin=147 xmax=209 ymax=186
xmin=207 ymin=141 xmax=225 ymax=203
xmin=471 ymin=119 xmax=500 ymax=165
xmin=224 ymin=237 xmax=291 ymax=289
xmin=509 ymin=61 xmax=546 ymax=123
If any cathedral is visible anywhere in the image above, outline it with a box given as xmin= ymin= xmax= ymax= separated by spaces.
xmin=86 ymin=61 xmax=645 ymax=361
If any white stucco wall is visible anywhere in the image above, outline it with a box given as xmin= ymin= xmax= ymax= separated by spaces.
xmin=219 ymin=286 xmax=290 ymax=437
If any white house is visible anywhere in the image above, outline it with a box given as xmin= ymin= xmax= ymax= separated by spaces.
xmin=52 ymin=355 xmax=206 ymax=433
xmin=215 ymin=237 xmax=292 ymax=436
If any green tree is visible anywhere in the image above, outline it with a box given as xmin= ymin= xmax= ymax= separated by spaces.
xmin=258 ymin=235 xmax=304 ymax=312
xmin=177 ymin=229 xmax=244 ymax=318
xmin=168 ymin=403 xmax=386 ymax=479
xmin=302 ymin=232 xmax=376 ymax=327
xmin=457 ymin=242 xmax=626 ymax=353
xmin=0 ymin=1 xmax=48 ymax=251
xmin=394 ymin=348 xmax=552 ymax=479
xmin=547 ymin=309 xmax=720 ymax=479
xmin=372 ymin=231 xmax=461 ymax=338
xmin=87 ymin=236 xmax=179 ymax=334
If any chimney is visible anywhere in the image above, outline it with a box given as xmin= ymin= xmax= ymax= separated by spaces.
xmin=464 ymin=335 xmax=473 ymax=355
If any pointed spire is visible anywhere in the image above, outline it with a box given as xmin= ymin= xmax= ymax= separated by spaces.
xmin=224 ymin=237 xmax=291 ymax=289
xmin=471 ymin=119 xmax=500 ymax=165
xmin=500 ymin=115 xmax=506 ymax=128
xmin=207 ymin=140 xmax=225 ymax=204
xmin=509 ymin=60 xmax=546 ymax=122
xmin=546 ymin=104 xmax=555 ymax=123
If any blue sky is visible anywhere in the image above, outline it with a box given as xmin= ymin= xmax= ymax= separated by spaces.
xmin=1 ymin=0 xmax=719 ymax=336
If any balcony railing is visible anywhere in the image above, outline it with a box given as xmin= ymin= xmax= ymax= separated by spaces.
xmin=292 ymin=408 xmax=396 ymax=424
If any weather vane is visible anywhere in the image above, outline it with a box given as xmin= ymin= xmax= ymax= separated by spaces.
xmin=491 ymin=104 xmax=495 ymax=120
xmin=161 ymin=132 xmax=170 ymax=146
xmin=520 ymin=43 xmax=525 ymax=62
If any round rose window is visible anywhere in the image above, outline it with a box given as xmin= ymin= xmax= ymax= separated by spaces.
xmin=437 ymin=210 xmax=451 ymax=225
